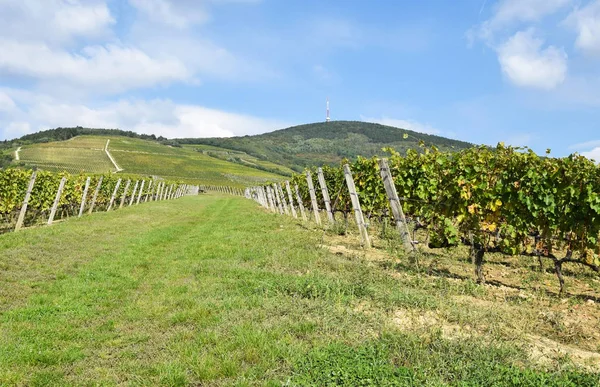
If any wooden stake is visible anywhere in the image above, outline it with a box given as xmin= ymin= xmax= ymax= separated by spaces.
xmin=157 ymin=182 xmax=164 ymax=200
xmin=306 ymin=171 xmax=322 ymax=225
xmin=78 ymin=176 xmax=91 ymax=218
xmin=88 ymin=176 xmax=103 ymax=214
xmin=15 ymin=171 xmax=36 ymax=231
xmin=145 ymin=180 xmax=154 ymax=202
xmin=48 ymin=177 xmax=67 ymax=225
xmin=294 ymin=184 xmax=308 ymax=222
xmin=272 ymin=183 xmax=284 ymax=214
xmin=277 ymin=183 xmax=290 ymax=215
xmin=284 ymin=181 xmax=298 ymax=218
xmin=120 ymin=180 xmax=131 ymax=208
xmin=317 ymin=167 xmax=335 ymax=223
xmin=136 ymin=180 xmax=145 ymax=204
xmin=266 ymin=186 xmax=276 ymax=211
xmin=378 ymin=158 xmax=414 ymax=252
xmin=343 ymin=164 xmax=371 ymax=248
xmin=129 ymin=180 xmax=139 ymax=206
xmin=107 ymin=178 xmax=122 ymax=211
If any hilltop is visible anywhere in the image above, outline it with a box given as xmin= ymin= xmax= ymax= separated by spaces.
xmin=178 ymin=121 xmax=472 ymax=172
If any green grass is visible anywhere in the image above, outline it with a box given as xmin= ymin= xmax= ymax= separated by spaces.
xmin=13 ymin=136 xmax=288 ymax=186
xmin=0 ymin=195 xmax=597 ymax=385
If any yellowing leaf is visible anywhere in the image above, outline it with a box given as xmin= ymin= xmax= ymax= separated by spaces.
xmin=468 ymin=204 xmax=478 ymax=214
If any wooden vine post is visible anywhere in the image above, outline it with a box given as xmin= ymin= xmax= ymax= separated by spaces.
xmin=343 ymin=164 xmax=371 ymax=248
xmin=284 ymin=181 xmax=298 ymax=218
xmin=271 ymin=185 xmax=282 ymax=213
xmin=120 ymin=180 xmax=131 ymax=208
xmin=48 ymin=177 xmax=67 ymax=225
xmin=378 ymin=158 xmax=414 ymax=252
xmin=305 ymin=171 xmax=322 ymax=226
xmin=107 ymin=178 xmax=122 ymax=211
xmin=158 ymin=182 xmax=164 ymax=200
xmin=88 ymin=176 xmax=103 ymax=214
xmin=266 ymin=186 xmax=276 ymax=212
xmin=78 ymin=176 xmax=91 ymax=218
xmin=294 ymin=184 xmax=308 ymax=222
xmin=129 ymin=180 xmax=139 ymax=206
xmin=317 ymin=168 xmax=335 ymax=223
xmin=262 ymin=187 xmax=269 ymax=209
xmin=261 ymin=187 xmax=270 ymax=209
xmin=136 ymin=180 xmax=145 ymax=204
xmin=15 ymin=171 xmax=37 ymax=231
xmin=277 ymin=183 xmax=290 ymax=215
xmin=145 ymin=180 xmax=153 ymax=202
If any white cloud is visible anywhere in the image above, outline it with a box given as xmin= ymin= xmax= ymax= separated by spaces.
xmin=569 ymin=139 xmax=600 ymax=150
xmin=128 ymin=0 xmax=209 ymax=29
xmin=497 ymin=29 xmax=567 ymax=89
xmin=360 ymin=115 xmax=441 ymax=135
xmin=0 ymin=39 xmax=192 ymax=93
xmin=0 ymin=92 xmax=17 ymax=113
xmin=0 ymin=0 xmax=115 ymax=44
xmin=470 ymin=0 xmax=572 ymax=43
xmin=0 ymin=93 xmax=290 ymax=140
xmin=4 ymin=122 xmax=31 ymax=139
xmin=564 ymin=0 xmax=600 ymax=56
xmin=490 ymin=0 xmax=572 ymax=26
xmin=581 ymin=147 xmax=600 ymax=161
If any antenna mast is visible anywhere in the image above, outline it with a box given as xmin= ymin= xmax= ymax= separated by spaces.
xmin=326 ymin=98 xmax=330 ymax=123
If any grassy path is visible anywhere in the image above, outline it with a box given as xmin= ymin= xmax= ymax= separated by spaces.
xmin=0 ymin=195 xmax=598 ymax=386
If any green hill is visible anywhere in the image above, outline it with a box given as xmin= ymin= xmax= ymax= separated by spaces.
xmin=2 ymin=121 xmax=472 ymax=183
xmin=11 ymin=135 xmax=287 ymax=187
xmin=178 ymin=121 xmax=473 ymax=172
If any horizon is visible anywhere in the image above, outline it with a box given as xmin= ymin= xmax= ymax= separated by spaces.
xmin=1 ymin=1 xmax=600 ymax=158
xmin=7 ymin=119 xmax=475 ymax=143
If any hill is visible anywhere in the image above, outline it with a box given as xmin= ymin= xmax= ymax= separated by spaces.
xmin=2 ymin=121 xmax=472 ymax=183
xmin=12 ymin=135 xmax=287 ymax=187
xmin=178 ymin=121 xmax=473 ymax=172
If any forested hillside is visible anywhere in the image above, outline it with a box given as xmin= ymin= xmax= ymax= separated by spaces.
xmin=179 ymin=121 xmax=472 ymax=172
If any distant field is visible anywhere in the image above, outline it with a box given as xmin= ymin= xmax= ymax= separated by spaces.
xmin=111 ymin=148 xmax=282 ymax=186
xmin=183 ymin=144 xmax=296 ymax=175
xmin=18 ymin=146 xmax=114 ymax=174
xmin=34 ymin=136 xmax=108 ymax=150
xmin=13 ymin=136 xmax=287 ymax=186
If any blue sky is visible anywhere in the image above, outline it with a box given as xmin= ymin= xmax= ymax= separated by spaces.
xmin=1 ymin=0 xmax=600 ymax=159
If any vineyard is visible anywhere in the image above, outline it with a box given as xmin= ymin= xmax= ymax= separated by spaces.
xmin=0 ymin=168 xmax=193 ymax=234
xmin=247 ymin=143 xmax=600 ymax=295
xmin=13 ymin=135 xmax=288 ymax=187
xmin=18 ymin=147 xmax=115 ymax=174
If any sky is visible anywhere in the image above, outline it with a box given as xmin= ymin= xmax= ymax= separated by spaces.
xmin=1 ymin=0 xmax=600 ymax=159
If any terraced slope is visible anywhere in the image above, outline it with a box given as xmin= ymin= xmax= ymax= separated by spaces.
xmin=18 ymin=137 xmax=114 ymax=174
xmin=15 ymin=136 xmax=287 ymax=186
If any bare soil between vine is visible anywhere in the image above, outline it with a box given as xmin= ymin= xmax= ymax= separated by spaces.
xmin=322 ymin=231 xmax=600 ymax=371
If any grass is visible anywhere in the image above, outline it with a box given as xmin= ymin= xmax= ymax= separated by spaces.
xmin=0 ymin=195 xmax=598 ymax=385
xmin=13 ymin=136 xmax=288 ymax=187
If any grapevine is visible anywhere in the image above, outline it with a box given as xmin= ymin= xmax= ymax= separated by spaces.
xmin=289 ymin=144 xmax=600 ymax=294
xmin=0 ymin=168 xmax=185 ymax=232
